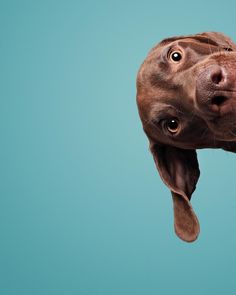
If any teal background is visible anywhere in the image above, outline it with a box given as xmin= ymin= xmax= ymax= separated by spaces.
xmin=1 ymin=0 xmax=236 ymax=294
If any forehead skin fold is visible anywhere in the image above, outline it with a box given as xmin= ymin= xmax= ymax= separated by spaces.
xmin=148 ymin=32 xmax=235 ymax=55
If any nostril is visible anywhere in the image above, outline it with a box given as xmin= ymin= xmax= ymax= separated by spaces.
xmin=211 ymin=95 xmax=228 ymax=106
xmin=211 ymin=70 xmax=223 ymax=85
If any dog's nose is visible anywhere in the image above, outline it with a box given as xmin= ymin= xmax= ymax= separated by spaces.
xmin=196 ymin=65 xmax=229 ymax=113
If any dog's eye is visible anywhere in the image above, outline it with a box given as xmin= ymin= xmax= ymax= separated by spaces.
xmin=170 ymin=51 xmax=182 ymax=62
xmin=165 ymin=118 xmax=180 ymax=134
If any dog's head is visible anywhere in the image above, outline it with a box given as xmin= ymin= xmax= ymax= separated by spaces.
xmin=136 ymin=32 xmax=236 ymax=242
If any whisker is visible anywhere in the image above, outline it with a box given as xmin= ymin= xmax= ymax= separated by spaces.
xmin=207 ymin=38 xmax=213 ymax=54
xmin=229 ymin=129 xmax=236 ymax=137
xmin=200 ymin=127 xmax=209 ymax=139
xmin=213 ymin=133 xmax=216 ymax=147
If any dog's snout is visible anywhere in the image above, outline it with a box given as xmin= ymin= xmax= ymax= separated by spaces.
xmin=196 ymin=65 xmax=229 ymax=113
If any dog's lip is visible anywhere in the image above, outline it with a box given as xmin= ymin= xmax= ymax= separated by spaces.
xmin=210 ymin=89 xmax=236 ymax=101
xmin=213 ymin=88 xmax=236 ymax=95
xmin=215 ymin=133 xmax=236 ymax=142
xmin=195 ymin=89 xmax=236 ymax=117
xmin=208 ymin=121 xmax=236 ymax=141
xmin=202 ymin=89 xmax=236 ymax=117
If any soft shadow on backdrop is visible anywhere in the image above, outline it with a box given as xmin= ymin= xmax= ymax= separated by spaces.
xmin=1 ymin=0 xmax=236 ymax=294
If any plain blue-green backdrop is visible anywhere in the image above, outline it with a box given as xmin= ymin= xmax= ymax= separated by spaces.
xmin=1 ymin=0 xmax=236 ymax=294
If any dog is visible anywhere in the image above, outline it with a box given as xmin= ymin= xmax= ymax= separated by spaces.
xmin=136 ymin=32 xmax=236 ymax=242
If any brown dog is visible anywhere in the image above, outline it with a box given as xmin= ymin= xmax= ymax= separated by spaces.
xmin=136 ymin=32 xmax=236 ymax=242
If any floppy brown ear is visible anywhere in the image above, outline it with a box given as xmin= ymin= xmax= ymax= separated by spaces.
xmin=150 ymin=142 xmax=200 ymax=242
xmin=200 ymin=32 xmax=236 ymax=50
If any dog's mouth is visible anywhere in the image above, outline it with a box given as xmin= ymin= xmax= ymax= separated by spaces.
xmin=197 ymin=88 xmax=236 ymax=141
xmin=209 ymin=90 xmax=236 ymax=114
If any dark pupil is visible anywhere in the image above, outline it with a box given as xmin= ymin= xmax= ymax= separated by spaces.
xmin=172 ymin=52 xmax=181 ymax=61
xmin=168 ymin=119 xmax=178 ymax=131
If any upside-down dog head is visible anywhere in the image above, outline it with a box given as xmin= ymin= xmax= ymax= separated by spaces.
xmin=136 ymin=32 xmax=236 ymax=242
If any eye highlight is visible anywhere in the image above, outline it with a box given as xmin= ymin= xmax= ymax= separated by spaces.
xmin=169 ymin=50 xmax=182 ymax=63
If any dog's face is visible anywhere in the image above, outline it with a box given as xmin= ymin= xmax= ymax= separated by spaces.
xmin=137 ymin=32 xmax=236 ymax=147
xmin=136 ymin=32 xmax=236 ymax=242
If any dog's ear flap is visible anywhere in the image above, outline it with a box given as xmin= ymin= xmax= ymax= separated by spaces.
xmin=200 ymin=32 xmax=236 ymax=50
xmin=150 ymin=142 xmax=200 ymax=242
